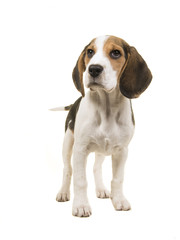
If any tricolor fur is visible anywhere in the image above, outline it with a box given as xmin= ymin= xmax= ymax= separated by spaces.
xmin=55 ymin=35 xmax=152 ymax=217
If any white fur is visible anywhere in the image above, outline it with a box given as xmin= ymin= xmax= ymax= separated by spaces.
xmin=57 ymin=36 xmax=135 ymax=217
xmin=94 ymin=153 xmax=110 ymax=198
xmin=49 ymin=106 xmax=65 ymax=111
xmin=56 ymin=128 xmax=73 ymax=202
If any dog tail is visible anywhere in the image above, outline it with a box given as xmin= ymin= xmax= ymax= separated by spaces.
xmin=49 ymin=104 xmax=72 ymax=111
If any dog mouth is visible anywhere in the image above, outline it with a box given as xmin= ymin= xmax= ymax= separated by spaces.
xmin=87 ymin=82 xmax=104 ymax=89
xmin=87 ymin=82 xmax=114 ymax=93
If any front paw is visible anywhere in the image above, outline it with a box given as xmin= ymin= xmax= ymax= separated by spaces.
xmin=72 ymin=199 xmax=92 ymax=217
xmin=72 ymin=205 xmax=92 ymax=217
xmin=111 ymin=196 xmax=131 ymax=211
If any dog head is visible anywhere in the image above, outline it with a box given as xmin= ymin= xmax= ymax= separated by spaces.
xmin=72 ymin=35 xmax=152 ymax=98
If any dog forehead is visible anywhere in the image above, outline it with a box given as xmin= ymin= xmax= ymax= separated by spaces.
xmin=94 ymin=35 xmax=126 ymax=52
xmin=89 ymin=35 xmax=126 ymax=59
xmin=94 ymin=35 xmax=110 ymax=51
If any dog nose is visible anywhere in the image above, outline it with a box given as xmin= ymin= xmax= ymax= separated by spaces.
xmin=89 ymin=64 xmax=103 ymax=78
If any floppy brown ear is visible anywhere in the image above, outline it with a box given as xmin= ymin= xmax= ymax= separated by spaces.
xmin=120 ymin=47 xmax=152 ymax=99
xmin=72 ymin=46 xmax=87 ymax=97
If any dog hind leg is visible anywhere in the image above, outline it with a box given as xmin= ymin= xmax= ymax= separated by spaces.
xmin=93 ymin=153 xmax=110 ymax=198
xmin=56 ymin=128 xmax=74 ymax=202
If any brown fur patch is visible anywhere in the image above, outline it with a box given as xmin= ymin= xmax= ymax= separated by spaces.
xmin=72 ymin=38 xmax=96 ymax=96
xmin=84 ymin=39 xmax=96 ymax=67
xmin=103 ymin=36 xmax=128 ymax=82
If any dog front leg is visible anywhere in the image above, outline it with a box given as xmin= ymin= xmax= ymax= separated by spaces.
xmin=72 ymin=145 xmax=92 ymax=217
xmin=111 ymin=147 xmax=131 ymax=211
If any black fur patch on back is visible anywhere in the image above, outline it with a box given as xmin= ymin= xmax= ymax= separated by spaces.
xmin=65 ymin=97 xmax=82 ymax=132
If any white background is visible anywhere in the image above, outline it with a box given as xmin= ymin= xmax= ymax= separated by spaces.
xmin=0 ymin=0 xmax=180 ymax=239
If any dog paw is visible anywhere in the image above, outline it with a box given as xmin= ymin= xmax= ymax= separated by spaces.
xmin=72 ymin=205 xmax=92 ymax=217
xmin=111 ymin=197 xmax=131 ymax=211
xmin=56 ymin=191 xmax=70 ymax=202
xmin=96 ymin=189 xmax=110 ymax=198
xmin=72 ymin=198 xmax=92 ymax=217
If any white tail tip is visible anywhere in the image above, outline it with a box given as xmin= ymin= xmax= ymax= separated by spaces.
xmin=49 ymin=106 xmax=65 ymax=111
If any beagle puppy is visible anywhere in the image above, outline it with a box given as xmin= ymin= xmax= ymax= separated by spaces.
xmin=55 ymin=35 xmax=152 ymax=217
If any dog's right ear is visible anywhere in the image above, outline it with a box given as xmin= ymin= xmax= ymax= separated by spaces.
xmin=72 ymin=45 xmax=89 ymax=97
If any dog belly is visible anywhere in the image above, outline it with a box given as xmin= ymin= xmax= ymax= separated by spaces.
xmin=88 ymin=141 xmax=122 ymax=156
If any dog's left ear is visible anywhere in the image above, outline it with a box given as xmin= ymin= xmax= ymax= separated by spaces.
xmin=72 ymin=45 xmax=88 ymax=97
xmin=120 ymin=46 xmax=152 ymax=99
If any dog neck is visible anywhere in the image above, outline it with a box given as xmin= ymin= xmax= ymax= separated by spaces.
xmin=89 ymin=85 xmax=125 ymax=119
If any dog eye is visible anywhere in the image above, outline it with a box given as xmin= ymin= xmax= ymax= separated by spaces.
xmin=87 ymin=49 xmax=94 ymax=58
xmin=110 ymin=50 xmax=121 ymax=59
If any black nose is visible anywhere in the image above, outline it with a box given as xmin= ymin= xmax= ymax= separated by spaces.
xmin=89 ymin=64 xmax=103 ymax=78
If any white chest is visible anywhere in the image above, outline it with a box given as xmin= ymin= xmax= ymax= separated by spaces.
xmin=87 ymin=120 xmax=134 ymax=155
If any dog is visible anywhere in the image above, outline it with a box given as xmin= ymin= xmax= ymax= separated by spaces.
xmin=53 ymin=35 xmax=152 ymax=217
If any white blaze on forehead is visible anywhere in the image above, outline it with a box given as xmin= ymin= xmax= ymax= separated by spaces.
xmin=88 ymin=35 xmax=110 ymax=66
xmin=95 ymin=35 xmax=109 ymax=52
